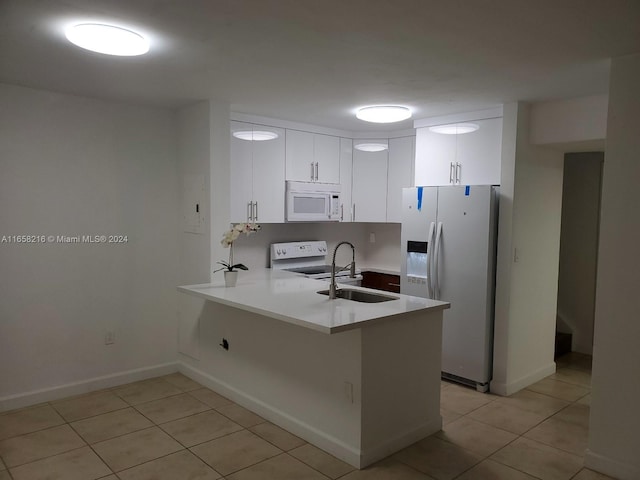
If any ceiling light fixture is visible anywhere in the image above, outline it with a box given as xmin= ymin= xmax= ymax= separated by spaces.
xmin=356 ymin=105 xmax=412 ymax=123
xmin=429 ymin=123 xmax=480 ymax=135
xmin=65 ymin=23 xmax=149 ymax=56
xmin=354 ymin=143 xmax=389 ymax=152
xmin=233 ymin=130 xmax=279 ymax=141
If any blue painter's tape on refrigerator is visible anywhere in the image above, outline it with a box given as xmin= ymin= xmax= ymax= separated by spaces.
xmin=417 ymin=186 xmax=423 ymax=211
xmin=465 ymin=185 xmax=470 ymax=196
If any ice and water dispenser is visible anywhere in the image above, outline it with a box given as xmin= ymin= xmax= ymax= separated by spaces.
xmin=406 ymin=240 xmax=428 ymax=286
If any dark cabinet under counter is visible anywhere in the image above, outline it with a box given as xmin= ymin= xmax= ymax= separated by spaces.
xmin=361 ymin=271 xmax=401 ymax=293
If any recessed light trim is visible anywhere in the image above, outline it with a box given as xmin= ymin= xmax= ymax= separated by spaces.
xmin=354 ymin=143 xmax=389 ymax=152
xmin=65 ymin=23 xmax=149 ymax=56
xmin=428 ymin=123 xmax=480 ymax=135
xmin=356 ymin=105 xmax=412 ymax=123
xmin=233 ymin=130 xmax=279 ymax=141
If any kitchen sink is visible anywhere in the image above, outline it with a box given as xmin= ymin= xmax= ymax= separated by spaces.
xmin=317 ymin=288 xmax=398 ymax=303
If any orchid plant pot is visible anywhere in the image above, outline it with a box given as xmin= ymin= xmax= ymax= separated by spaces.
xmin=224 ymin=270 xmax=238 ymax=287
xmin=214 ymin=223 xmax=261 ymax=287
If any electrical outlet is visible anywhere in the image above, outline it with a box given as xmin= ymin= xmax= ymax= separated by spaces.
xmin=369 ymin=232 xmax=376 ymax=243
xmin=104 ymin=331 xmax=115 ymax=345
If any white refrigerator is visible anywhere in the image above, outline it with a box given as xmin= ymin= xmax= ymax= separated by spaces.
xmin=401 ymin=185 xmax=498 ymax=392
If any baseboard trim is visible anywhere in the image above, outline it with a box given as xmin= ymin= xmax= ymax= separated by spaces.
xmin=0 ymin=362 xmax=179 ymax=412
xmin=490 ymin=362 xmax=557 ymax=396
xmin=360 ymin=417 xmax=442 ymax=467
xmin=585 ymin=449 xmax=640 ymax=480
xmin=180 ymin=362 xmax=439 ymax=469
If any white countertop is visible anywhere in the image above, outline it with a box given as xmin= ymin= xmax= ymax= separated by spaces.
xmin=178 ymin=269 xmax=449 ymax=334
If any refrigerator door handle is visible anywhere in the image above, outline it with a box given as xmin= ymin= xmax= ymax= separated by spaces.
xmin=426 ymin=222 xmax=435 ymax=299
xmin=434 ymin=222 xmax=443 ymax=300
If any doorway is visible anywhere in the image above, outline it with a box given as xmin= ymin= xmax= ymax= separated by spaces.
xmin=555 ymin=152 xmax=604 ymax=357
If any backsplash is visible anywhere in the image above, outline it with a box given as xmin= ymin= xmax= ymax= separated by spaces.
xmin=230 ymin=222 xmax=401 ymax=272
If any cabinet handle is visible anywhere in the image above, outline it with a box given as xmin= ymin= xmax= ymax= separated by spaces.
xmin=449 ymin=162 xmax=455 ymax=184
xmin=315 ymin=162 xmax=319 ymax=181
xmin=254 ymin=201 xmax=258 ymax=221
xmin=388 ymin=283 xmax=401 ymax=287
xmin=310 ymin=162 xmax=315 ymax=181
xmin=455 ymin=162 xmax=461 ymax=184
xmin=340 ymin=204 xmax=344 ymax=221
xmin=247 ymin=201 xmax=253 ymax=221
xmin=352 ymin=204 xmax=356 ymax=221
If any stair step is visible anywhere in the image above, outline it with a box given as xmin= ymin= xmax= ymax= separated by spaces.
xmin=555 ymin=332 xmax=572 ymax=358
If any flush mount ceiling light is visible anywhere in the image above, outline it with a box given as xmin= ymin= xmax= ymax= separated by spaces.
xmin=429 ymin=123 xmax=480 ymax=135
xmin=356 ymin=105 xmax=412 ymax=123
xmin=233 ymin=130 xmax=279 ymax=141
xmin=354 ymin=143 xmax=388 ymax=152
xmin=65 ymin=23 xmax=149 ymax=56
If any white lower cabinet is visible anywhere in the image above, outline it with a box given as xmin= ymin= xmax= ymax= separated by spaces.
xmin=352 ymin=141 xmax=388 ymax=222
xmin=230 ymin=121 xmax=285 ymax=223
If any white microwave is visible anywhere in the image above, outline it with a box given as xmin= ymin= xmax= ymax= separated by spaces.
xmin=286 ymin=181 xmax=341 ymax=222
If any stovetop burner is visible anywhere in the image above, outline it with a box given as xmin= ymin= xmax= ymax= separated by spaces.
xmin=284 ymin=265 xmax=334 ymax=275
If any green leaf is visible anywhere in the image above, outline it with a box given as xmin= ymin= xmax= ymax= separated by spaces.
xmin=232 ymin=263 xmax=249 ymax=271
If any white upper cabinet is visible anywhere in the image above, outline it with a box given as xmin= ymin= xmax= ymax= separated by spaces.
xmin=415 ymin=117 xmax=502 ymax=186
xmin=386 ymin=136 xmax=415 ymax=223
xmin=339 ymin=138 xmax=353 ymax=222
xmin=285 ymin=130 xmax=340 ymax=184
xmin=455 ymin=117 xmax=502 ymax=185
xmin=415 ymin=127 xmax=456 ymax=186
xmin=352 ymin=141 xmax=388 ymax=222
xmin=230 ymin=121 xmax=285 ymax=223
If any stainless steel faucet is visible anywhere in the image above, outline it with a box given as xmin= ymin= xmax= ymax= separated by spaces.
xmin=329 ymin=241 xmax=356 ymax=299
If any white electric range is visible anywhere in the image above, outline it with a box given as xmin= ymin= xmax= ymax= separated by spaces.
xmin=270 ymin=241 xmax=362 ymax=286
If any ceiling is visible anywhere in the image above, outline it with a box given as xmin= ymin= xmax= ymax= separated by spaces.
xmin=1 ymin=0 xmax=639 ymax=131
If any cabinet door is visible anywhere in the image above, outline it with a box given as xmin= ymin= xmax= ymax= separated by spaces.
xmin=252 ymin=125 xmax=285 ymax=223
xmin=352 ymin=146 xmax=388 ymax=222
xmin=285 ymin=129 xmax=315 ymax=182
xmin=230 ymin=121 xmax=255 ymax=223
xmin=339 ymin=138 xmax=353 ymax=222
xmin=414 ymin=127 xmax=456 ymax=186
xmin=456 ymin=117 xmax=502 ymax=185
xmin=386 ymin=136 xmax=415 ymax=223
xmin=314 ymin=134 xmax=340 ymax=183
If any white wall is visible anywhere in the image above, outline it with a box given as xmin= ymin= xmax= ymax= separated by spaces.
xmin=586 ymin=53 xmax=640 ymax=480
xmin=492 ymin=102 xmax=565 ymax=395
xmin=530 ymin=94 xmax=608 ymax=146
xmin=557 ymin=152 xmax=603 ymax=355
xmin=177 ymin=102 xmax=212 ymax=362
xmin=178 ymin=102 xmax=211 ymax=285
xmin=0 ymin=84 xmax=179 ymax=409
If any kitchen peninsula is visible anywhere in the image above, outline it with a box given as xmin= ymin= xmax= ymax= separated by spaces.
xmin=178 ymin=269 xmax=449 ymax=468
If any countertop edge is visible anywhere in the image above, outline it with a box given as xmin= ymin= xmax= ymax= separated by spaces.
xmin=177 ymin=280 xmax=449 ymax=335
xmin=177 ymin=285 xmax=333 ymax=334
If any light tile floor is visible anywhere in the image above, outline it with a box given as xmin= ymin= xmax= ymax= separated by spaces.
xmin=0 ymin=354 xmax=616 ymax=479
